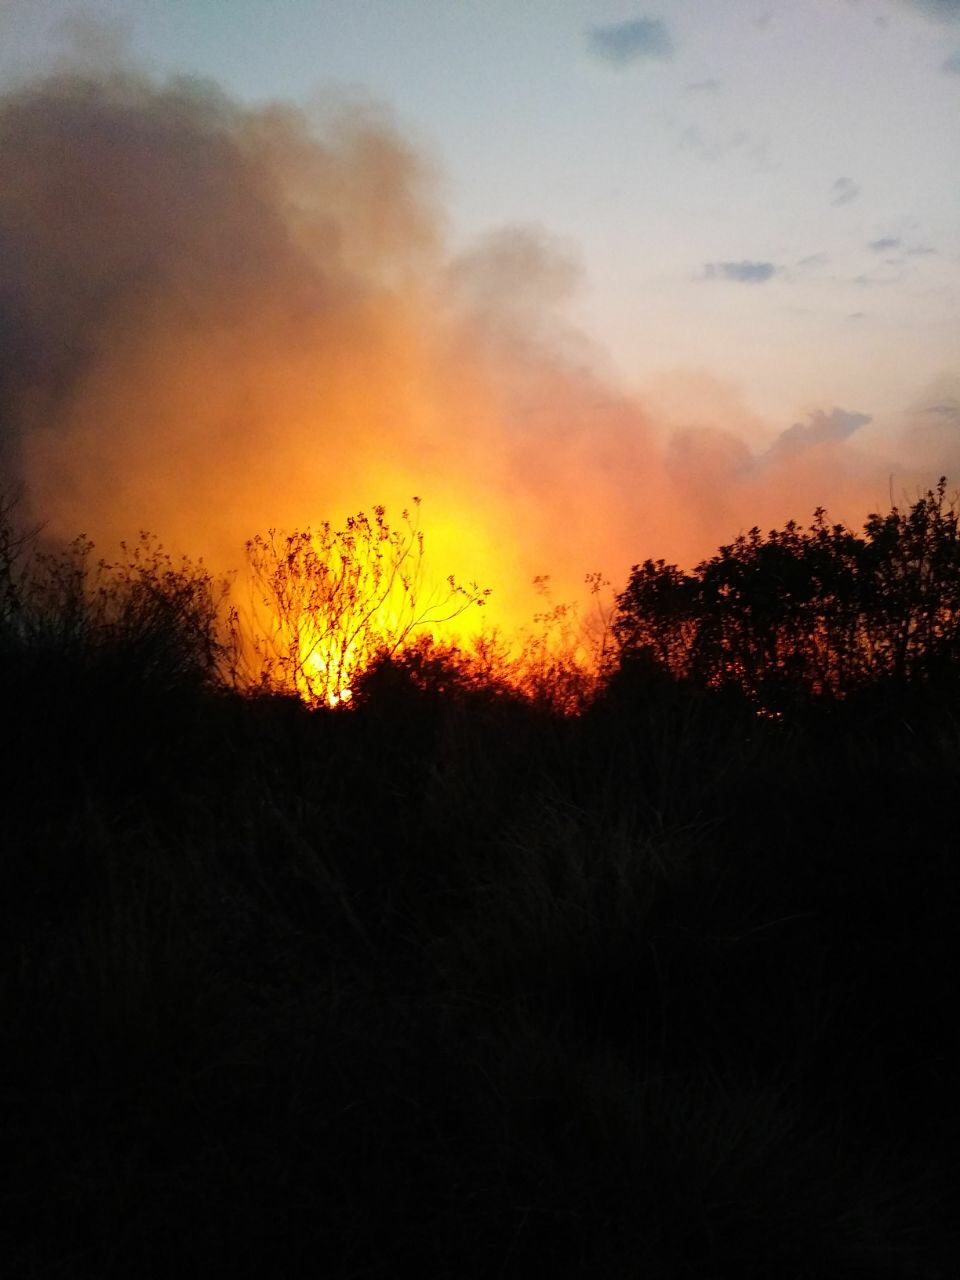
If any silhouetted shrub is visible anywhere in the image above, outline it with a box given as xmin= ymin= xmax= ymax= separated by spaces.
xmin=0 ymin=497 xmax=232 ymax=697
xmin=614 ymin=479 xmax=960 ymax=708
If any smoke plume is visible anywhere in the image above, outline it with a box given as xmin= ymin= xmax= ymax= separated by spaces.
xmin=1 ymin=66 xmax=955 ymax=634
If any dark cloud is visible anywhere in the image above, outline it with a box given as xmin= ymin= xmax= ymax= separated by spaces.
xmin=899 ymin=0 xmax=960 ymax=21
xmin=770 ymin=408 xmax=872 ymax=455
xmin=586 ymin=19 xmax=673 ymax=67
xmin=704 ymin=260 xmax=778 ymax=283
xmin=685 ymin=78 xmax=722 ymax=93
xmin=831 ymin=176 xmax=861 ymax=206
xmin=868 ymin=236 xmax=902 ymax=251
xmin=943 ymin=49 xmax=960 ymax=72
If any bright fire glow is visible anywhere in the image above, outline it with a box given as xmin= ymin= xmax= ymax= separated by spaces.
xmin=241 ymin=501 xmax=511 ymax=707
xmin=4 ymin=68 xmax=946 ymax=713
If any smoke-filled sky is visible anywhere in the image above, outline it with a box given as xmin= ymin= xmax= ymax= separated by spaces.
xmin=1 ymin=0 xmax=958 ymax=627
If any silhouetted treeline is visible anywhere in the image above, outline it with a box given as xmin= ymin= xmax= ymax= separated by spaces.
xmin=614 ymin=479 xmax=960 ymax=709
xmin=3 ymin=488 xmax=960 ymax=1279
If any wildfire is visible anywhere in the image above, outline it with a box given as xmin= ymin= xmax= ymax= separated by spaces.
xmin=243 ymin=501 xmax=496 ymax=707
xmin=300 ymin=645 xmax=355 ymax=707
xmin=230 ymin=496 xmax=614 ymax=712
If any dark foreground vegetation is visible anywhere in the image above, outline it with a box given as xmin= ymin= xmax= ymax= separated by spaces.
xmin=3 ymin=488 xmax=960 ymax=1278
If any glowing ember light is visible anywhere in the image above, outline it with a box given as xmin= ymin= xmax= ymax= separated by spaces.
xmin=300 ymin=646 xmax=354 ymax=706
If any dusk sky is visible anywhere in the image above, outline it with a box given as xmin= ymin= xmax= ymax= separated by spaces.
xmin=4 ymin=0 xmax=957 ymax=422
xmin=2 ymin=0 xmax=959 ymax=620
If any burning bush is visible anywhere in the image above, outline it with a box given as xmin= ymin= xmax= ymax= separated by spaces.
xmin=243 ymin=500 xmax=489 ymax=707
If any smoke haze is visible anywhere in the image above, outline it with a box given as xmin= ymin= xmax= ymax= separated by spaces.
xmin=1 ymin=63 xmax=956 ymax=632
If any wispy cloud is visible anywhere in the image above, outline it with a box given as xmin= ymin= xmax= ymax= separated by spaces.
xmin=586 ymin=18 xmax=673 ymax=67
xmin=677 ymin=126 xmax=773 ymax=170
xmin=852 ymin=269 xmax=904 ymax=286
xmin=831 ymin=176 xmax=861 ymax=206
xmin=942 ymin=49 xmax=960 ymax=73
xmin=704 ymin=260 xmax=778 ymax=283
xmin=685 ymin=78 xmax=722 ymax=94
xmin=922 ymin=400 xmax=960 ymax=419
xmin=868 ymin=237 xmax=902 ymax=252
xmin=678 ymin=125 xmax=746 ymax=162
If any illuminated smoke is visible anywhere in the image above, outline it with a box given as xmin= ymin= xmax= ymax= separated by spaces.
xmin=1 ymin=65 xmax=957 ymax=639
